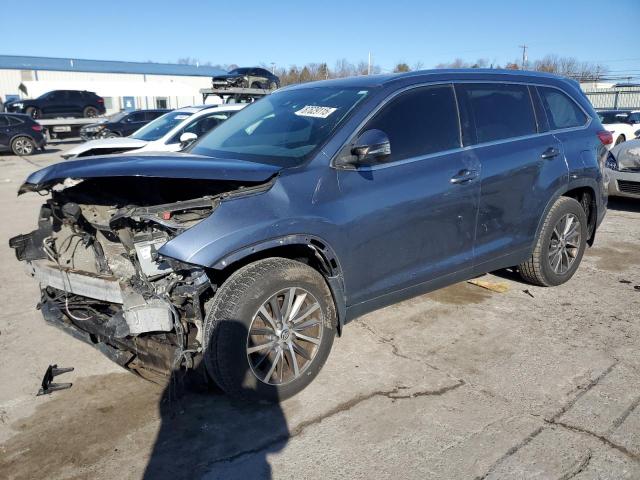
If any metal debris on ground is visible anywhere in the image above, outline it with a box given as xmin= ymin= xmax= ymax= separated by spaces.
xmin=37 ymin=364 xmax=74 ymax=396
xmin=523 ymin=289 xmax=535 ymax=298
xmin=619 ymin=279 xmax=632 ymax=284
xmin=467 ymin=279 xmax=510 ymax=293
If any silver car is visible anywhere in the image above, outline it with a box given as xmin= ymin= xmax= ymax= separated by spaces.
xmin=606 ymin=139 xmax=640 ymax=198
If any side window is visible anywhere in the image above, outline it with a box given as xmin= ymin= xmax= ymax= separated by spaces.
xmin=126 ymin=112 xmax=146 ymax=123
xmin=629 ymin=113 xmax=640 ymax=124
xmin=184 ymin=113 xmax=230 ymax=136
xmin=456 ymin=83 xmax=537 ymax=144
xmin=146 ymin=111 xmax=165 ymax=121
xmin=7 ymin=116 xmax=24 ymax=126
xmin=537 ymin=86 xmax=587 ymax=130
xmin=361 ymin=85 xmax=460 ymax=162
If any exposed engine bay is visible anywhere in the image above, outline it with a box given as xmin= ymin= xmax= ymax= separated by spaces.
xmin=10 ymin=176 xmax=269 ymax=381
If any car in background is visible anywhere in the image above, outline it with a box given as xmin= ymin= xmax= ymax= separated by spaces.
xmin=598 ymin=110 xmax=640 ymax=146
xmin=80 ymin=109 xmax=171 ymax=140
xmin=0 ymin=113 xmax=46 ymax=155
xmin=62 ymin=104 xmax=245 ymax=159
xmin=606 ymin=138 xmax=640 ymax=198
xmin=4 ymin=90 xmax=106 ymax=119
xmin=212 ymin=67 xmax=280 ymax=90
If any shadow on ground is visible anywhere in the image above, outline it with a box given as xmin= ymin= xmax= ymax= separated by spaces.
xmin=608 ymin=197 xmax=640 ymax=213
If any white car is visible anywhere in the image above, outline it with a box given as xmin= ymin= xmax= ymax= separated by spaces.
xmin=606 ymin=138 xmax=640 ymax=198
xmin=61 ymin=104 xmax=246 ymax=159
xmin=598 ymin=110 xmax=640 ymax=147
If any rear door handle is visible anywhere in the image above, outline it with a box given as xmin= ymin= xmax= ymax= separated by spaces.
xmin=541 ymin=147 xmax=560 ymax=159
xmin=450 ymin=169 xmax=479 ymax=184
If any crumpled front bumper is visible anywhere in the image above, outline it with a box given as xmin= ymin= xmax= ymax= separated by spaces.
xmin=607 ymin=168 xmax=640 ymax=198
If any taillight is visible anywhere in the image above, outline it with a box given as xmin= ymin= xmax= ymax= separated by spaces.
xmin=597 ymin=130 xmax=613 ymax=145
xmin=97 ymin=98 xmax=104 ymax=103
xmin=31 ymin=124 xmax=43 ymax=132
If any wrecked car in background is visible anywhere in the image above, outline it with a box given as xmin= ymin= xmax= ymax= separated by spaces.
xmin=10 ymin=70 xmax=608 ymax=402
xmin=606 ymin=139 xmax=640 ymax=198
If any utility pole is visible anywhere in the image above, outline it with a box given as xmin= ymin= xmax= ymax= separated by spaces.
xmin=368 ymin=52 xmax=371 ymax=75
xmin=519 ymin=44 xmax=528 ymax=69
xmin=270 ymin=62 xmax=275 ymax=74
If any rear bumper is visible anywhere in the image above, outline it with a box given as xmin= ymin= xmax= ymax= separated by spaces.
xmin=607 ymin=169 xmax=640 ymax=199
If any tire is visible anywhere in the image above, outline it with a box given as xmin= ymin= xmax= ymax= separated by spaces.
xmin=250 ymin=81 xmax=262 ymax=89
xmin=83 ymin=106 xmax=98 ymax=118
xmin=268 ymin=81 xmax=278 ymax=90
xmin=614 ymin=135 xmax=625 ymax=146
xmin=203 ymin=258 xmax=336 ymax=401
xmin=102 ymin=131 xmax=119 ymax=138
xmin=519 ymin=197 xmax=588 ymax=286
xmin=26 ymin=107 xmax=41 ymax=119
xmin=11 ymin=136 xmax=36 ymax=156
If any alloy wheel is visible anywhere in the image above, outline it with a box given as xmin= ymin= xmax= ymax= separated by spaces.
xmin=548 ymin=213 xmax=581 ymax=274
xmin=246 ymin=287 xmax=323 ymax=385
xmin=13 ymin=138 xmax=34 ymax=155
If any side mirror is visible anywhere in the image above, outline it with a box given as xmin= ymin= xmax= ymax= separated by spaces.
xmin=179 ymin=132 xmax=198 ymax=148
xmin=350 ymin=129 xmax=391 ymax=164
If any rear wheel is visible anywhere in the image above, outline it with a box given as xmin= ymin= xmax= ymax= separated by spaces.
xmin=11 ymin=136 xmax=35 ymax=156
xmin=83 ymin=106 xmax=98 ymax=118
xmin=25 ymin=107 xmax=41 ymax=119
xmin=615 ymin=135 xmax=625 ymax=146
xmin=203 ymin=258 xmax=336 ymax=401
xmin=519 ymin=197 xmax=587 ymax=286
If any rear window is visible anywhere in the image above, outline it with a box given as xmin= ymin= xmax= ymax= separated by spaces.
xmin=361 ymin=84 xmax=460 ymax=161
xmin=538 ymin=87 xmax=587 ymax=130
xmin=457 ymin=83 xmax=537 ymax=144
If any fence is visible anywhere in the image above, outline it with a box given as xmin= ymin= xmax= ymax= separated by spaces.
xmin=583 ymin=88 xmax=640 ymax=110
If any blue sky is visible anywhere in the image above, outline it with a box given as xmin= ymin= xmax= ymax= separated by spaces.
xmin=3 ymin=0 xmax=639 ymax=78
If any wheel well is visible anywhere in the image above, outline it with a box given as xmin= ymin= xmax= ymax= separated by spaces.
xmin=206 ymin=242 xmax=345 ymax=334
xmin=209 ymin=244 xmax=331 ymax=285
xmin=562 ymin=186 xmax=597 ymax=244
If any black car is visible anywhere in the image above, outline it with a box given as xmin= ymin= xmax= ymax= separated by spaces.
xmin=212 ymin=67 xmax=280 ymax=90
xmin=4 ymin=90 xmax=106 ymax=119
xmin=0 ymin=113 xmax=46 ymax=155
xmin=79 ymin=109 xmax=171 ymax=141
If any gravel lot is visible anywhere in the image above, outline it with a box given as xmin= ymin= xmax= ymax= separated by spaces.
xmin=0 ymin=143 xmax=639 ymax=480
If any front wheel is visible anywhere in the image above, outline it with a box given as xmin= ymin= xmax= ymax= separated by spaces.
xmin=203 ymin=258 xmax=336 ymax=401
xmin=519 ymin=197 xmax=588 ymax=286
xmin=25 ymin=107 xmax=41 ymax=119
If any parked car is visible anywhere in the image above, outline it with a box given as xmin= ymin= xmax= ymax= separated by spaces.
xmin=62 ymin=104 xmax=245 ymax=159
xmin=0 ymin=113 xmax=46 ymax=155
xmin=9 ymin=70 xmax=609 ymax=402
xmin=79 ymin=109 xmax=171 ymax=140
xmin=606 ymin=138 xmax=640 ymax=198
xmin=212 ymin=67 xmax=280 ymax=90
xmin=598 ymin=110 xmax=640 ymax=146
xmin=4 ymin=90 xmax=106 ymax=119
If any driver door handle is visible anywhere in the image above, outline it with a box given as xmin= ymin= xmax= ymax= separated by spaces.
xmin=450 ymin=169 xmax=479 ymax=184
xmin=541 ymin=147 xmax=560 ymax=159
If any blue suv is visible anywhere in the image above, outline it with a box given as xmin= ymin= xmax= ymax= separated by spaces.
xmin=10 ymin=70 xmax=609 ymax=401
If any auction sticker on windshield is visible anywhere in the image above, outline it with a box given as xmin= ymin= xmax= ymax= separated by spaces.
xmin=295 ymin=106 xmax=337 ymax=118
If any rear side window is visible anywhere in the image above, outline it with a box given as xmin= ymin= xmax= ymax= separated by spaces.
xmin=7 ymin=116 xmax=25 ymax=126
xmin=456 ymin=83 xmax=537 ymax=144
xmin=0 ymin=116 xmax=8 ymax=127
xmin=362 ymin=84 xmax=460 ymax=162
xmin=537 ymin=86 xmax=587 ymax=130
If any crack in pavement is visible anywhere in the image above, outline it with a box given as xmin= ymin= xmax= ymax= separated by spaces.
xmin=545 ymin=419 xmax=640 ymax=462
xmin=474 ymin=424 xmax=545 ymax=480
xmin=356 ymin=321 xmax=417 ymax=362
xmin=548 ymin=359 xmax=619 ymax=422
xmin=608 ymin=393 xmax=640 ymax=435
xmin=557 ymin=450 xmax=592 ymax=480
xmin=200 ymin=379 xmax=466 ymax=470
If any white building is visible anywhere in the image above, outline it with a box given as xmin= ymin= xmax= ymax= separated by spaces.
xmin=0 ymin=55 xmax=226 ymax=114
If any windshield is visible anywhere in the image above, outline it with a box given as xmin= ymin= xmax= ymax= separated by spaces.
xmin=131 ymin=111 xmax=193 ymax=141
xmin=229 ymin=68 xmax=250 ymax=75
xmin=191 ymin=86 xmax=371 ymax=167
xmin=599 ymin=111 xmax=630 ymax=124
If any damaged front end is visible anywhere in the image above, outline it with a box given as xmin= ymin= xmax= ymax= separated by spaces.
xmin=10 ymin=175 xmax=271 ymax=382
